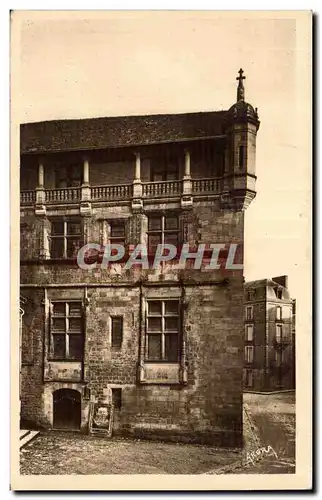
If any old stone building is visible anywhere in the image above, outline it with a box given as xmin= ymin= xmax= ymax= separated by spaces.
xmin=20 ymin=70 xmax=260 ymax=446
xmin=243 ymin=275 xmax=296 ymax=392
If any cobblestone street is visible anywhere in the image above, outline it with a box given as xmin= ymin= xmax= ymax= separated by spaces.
xmin=20 ymin=392 xmax=295 ymax=475
xmin=20 ymin=433 xmax=242 ymax=475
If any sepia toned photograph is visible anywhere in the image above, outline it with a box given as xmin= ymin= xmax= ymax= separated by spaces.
xmin=10 ymin=10 xmax=312 ymax=491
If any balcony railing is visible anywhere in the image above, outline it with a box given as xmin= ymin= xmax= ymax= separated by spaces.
xmin=274 ymin=337 xmax=291 ymax=347
xmin=142 ymin=180 xmax=181 ymax=198
xmin=192 ymin=177 xmax=221 ymax=194
xmin=20 ymin=177 xmax=222 ymax=206
xmin=91 ymin=184 xmax=133 ymax=201
xmin=45 ymin=187 xmax=81 ymax=203
xmin=20 ymin=190 xmax=36 ymax=205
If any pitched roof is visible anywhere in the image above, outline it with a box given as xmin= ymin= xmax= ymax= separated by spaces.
xmin=20 ymin=110 xmax=227 ymax=154
xmin=245 ymin=279 xmax=286 ymax=289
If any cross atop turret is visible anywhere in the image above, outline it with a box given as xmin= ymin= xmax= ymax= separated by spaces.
xmin=236 ymin=68 xmax=246 ymax=102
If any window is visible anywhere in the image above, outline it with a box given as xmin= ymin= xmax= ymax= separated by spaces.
xmin=276 ymin=324 xmax=283 ymax=343
xmin=245 ymin=324 xmax=254 ymax=342
xmin=146 ymin=299 xmax=180 ymax=361
xmin=111 ymin=316 xmax=123 ymax=348
xmin=55 ymin=165 xmax=82 ymax=188
xmin=245 ymin=369 xmax=253 ymax=388
xmin=274 ymin=287 xmax=283 ymax=299
xmin=83 ymin=387 xmax=91 ymax=400
xmin=109 ymin=221 xmax=125 ymax=247
xmin=276 ymin=306 xmax=282 ymax=320
xmin=50 ymin=301 xmax=83 ymax=360
xmin=150 ymin=159 xmax=178 ymax=181
xmin=147 ymin=214 xmax=180 ymax=254
xmin=246 ymin=289 xmax=255 ymax=301
xmin=50 ymin=219 xmax=82 ymax=259
xmin=239 ymin=145 xmax=245 ymax=169
xmin=246 ymin=306 xmax=253 ymax=321
xmin=244 ymin=346 xmax=254 ymax=363
xmin=112 ymin=388 xmax=122 ymax=410
xmin=275 ymin=349 xmax=284 ymax=366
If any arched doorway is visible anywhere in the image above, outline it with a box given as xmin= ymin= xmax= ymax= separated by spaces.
xmin=53 ymin=389 xmax=81 ymax=430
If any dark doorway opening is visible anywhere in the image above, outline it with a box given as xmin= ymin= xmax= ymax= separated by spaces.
xmin=53 ymin=389 xmax=81 ymax=430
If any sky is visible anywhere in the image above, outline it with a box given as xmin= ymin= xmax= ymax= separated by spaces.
xmin=14 ymin=11 xmax=311 ymax=301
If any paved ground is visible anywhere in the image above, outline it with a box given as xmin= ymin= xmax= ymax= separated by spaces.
xmin=20 ymin=434 xmax=241 ymax=475
xmin=20 ymin=392 xmax=295 ymax=475
xmin=240 ymin=392 xmax=296 ymax=474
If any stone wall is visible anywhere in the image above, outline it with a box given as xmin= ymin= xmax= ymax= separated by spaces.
xmin=20 ymin=199 xmax=245 ymax=446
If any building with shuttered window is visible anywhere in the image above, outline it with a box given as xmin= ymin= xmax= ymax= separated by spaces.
xmin=20 ymin=70 xmax=260 ymax=446
xmin=243 ymin=275 xmax=296 ymax=392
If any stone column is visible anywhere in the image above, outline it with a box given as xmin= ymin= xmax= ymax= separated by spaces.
xmin=132 ymin=151 xmax=143 ymax=211
xmin=134 ymin=151 xmax=141 ymax=181
xmin=181 ymin=149 xmax=193 ymax=208
xmin=35 ymin=159 xmax=46 ymax=215
xmin=83 ymin=158 xmax=89 ymax=185
xmin=38 ymin=162 xmax=44 ymax=187
xmin=80 ymin=157 xmax=92 ymax=215
xmin=184 ymin=149 xmax=191 ymax=178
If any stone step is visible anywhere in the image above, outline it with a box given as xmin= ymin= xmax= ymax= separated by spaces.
xmin=20 ymin=430 xmax=30 ymax=440
xmin=20 ymin=430 xmax=39 ymax=449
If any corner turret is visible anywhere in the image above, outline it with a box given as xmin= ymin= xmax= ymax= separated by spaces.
xmin=222 ymin=69 xmax=260 ymax=210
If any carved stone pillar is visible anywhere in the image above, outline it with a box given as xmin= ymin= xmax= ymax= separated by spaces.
xmin=181 ymin=149 xmax=193 ymax=209
xmin=132 ymin=152 xmax=143 ymax=211
xmin=35 ymin=159 xmax=46 ymax=215
xmin=80 ymin=157 xmax=92 ymax=215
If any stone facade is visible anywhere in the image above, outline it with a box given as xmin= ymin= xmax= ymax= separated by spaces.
xmin=20 ymin=70 xmax=260 ymax=446
xmin=243 ymin=275 xmax=296 ymax=392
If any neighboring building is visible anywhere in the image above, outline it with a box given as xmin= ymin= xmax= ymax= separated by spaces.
xmin=291 ymin=298 xmax=296 ymax=389
xmin=20 ymin=70 xmax=260 ymax=446
xmin=243 ymin=275 xmax=296 ymax=392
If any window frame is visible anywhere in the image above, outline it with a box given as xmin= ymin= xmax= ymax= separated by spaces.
xmin=245 ymin=305 xmax=253 ymax=321
xmin=50 ymin=300 xmax=83 ymax=361
xmin=276 ymin=324 xmax=283 ymax=343
xmin=150 ymin=158 xmax=179 ymax=182
xmin=275 ymin=348 xmax=285 ymax=365
xmin=109 ymin=220 xmax=126 ymax=247
xmin=147 ymin=213 xmax=180 ymax=255
xmin=246 ymin=289 xmax=255 ymax=302
xmin=244 ymin=345 xmax=254 ymax=364
xmin=54 ymin=164 xmax=82 ymax=188
xmin=238 ymin=145 xmax=245 ymax=169
xmin=145 ymin=298 xmax=180 ymax=362
xmin=245 ymin=369 xmax=253 ymax=388
xmin=276 ymin=306 xmax=282 ymax=320
xmin=245 ymin=324 xmax=254 ymax=342
xmin=49 ymin=218 xmax=83 ymax=259
xmin=111 ymin=316 xmax=123 ymax=349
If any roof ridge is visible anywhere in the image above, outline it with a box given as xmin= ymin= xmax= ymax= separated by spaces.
xmin=20 ymin=109 xmax=227 ymax=127
xmin=20 ymin=109 xmax=228 ymax=154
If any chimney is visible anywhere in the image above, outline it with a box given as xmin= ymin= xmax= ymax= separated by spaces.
xmin=272 ymin=275 xmax=288 ymax=289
